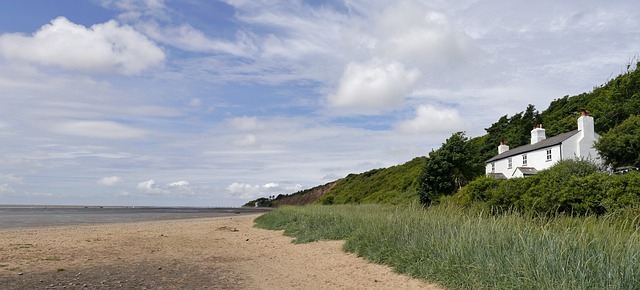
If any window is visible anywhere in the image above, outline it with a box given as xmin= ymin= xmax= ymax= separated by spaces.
xmin=508 ymin=158 xmax=512 ymax=169
xmin=523 ymin=154 xmax=528 ymax=166
xmin=491 ymin=163 xmax=495 ymax=173
xmin=546 ymin=149 xmax=552 ymax=161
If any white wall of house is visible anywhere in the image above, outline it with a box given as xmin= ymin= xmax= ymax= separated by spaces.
xmin=486 ymin=144 xmax=562 ymax=178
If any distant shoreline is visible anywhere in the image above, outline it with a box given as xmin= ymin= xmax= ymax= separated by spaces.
xmin=0 ymin=206 xmax=271 ymax=229
xmin=0 ymin=204 xmax=271 ymax=209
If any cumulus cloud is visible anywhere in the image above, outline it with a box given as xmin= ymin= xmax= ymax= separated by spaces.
xmin=396 ymin=105 xmax=465 ymax=134
xmin=328 ymin=60 xmax=420 ymax=112
xmin=52 ymin=120 xmax=149 ymax=139
xmin=226 ymin=182 xmax=302 ymax=199
xmin=168 ymin=180 xmax=189 ymax=187
xmin=0 ymin=17 xmax=165 ymax=74
xmin=227 ymin=182 xmax=260 ymax=196
xmin=97 ymin=176 xmax=124 ymax=186
xmin=136 ymin=179 xmax=168 ymax=195
xmin=374 ymin=0 xmax=474 ymax=69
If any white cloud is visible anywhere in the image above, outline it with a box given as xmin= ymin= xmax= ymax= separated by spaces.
xmin=168 ymin=180 xmax=189 ymax=187
xmin=0 ymin=17 xmax=165 ymax=75
xmin=136 ymin=179 xmax=168 ymax=195
xmin=374 ymin=0 xmax=474 ymax=69
xmin=52 ymin=120 xmax=149 ymax=139
xmin=396 ymin=105 xmax=465 ymax=134
xmin=97 ymin=176 xmax=124 ymax=186
xmin=227 ymin=182 xmax=258 ymax=193
xmin=263 ymin=182 xmax=279 ymax=189
xmin=99 ymin=0 xmax=170 ymax=21
xmin=226 ymin=182 xmax=303 ymax=199
xmin=139 ymin=22 xmax=257 ymax=57
xmin=328 ymin=60 xmax=420 ymax=112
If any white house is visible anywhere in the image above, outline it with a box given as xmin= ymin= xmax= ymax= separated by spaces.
xmin=485 ymin=110 xmax=601 ymax=179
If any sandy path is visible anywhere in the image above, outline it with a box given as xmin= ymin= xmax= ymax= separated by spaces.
xmin=0 ymin=214 xmax=442 ymax=289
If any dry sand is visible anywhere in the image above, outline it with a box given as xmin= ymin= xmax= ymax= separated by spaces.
xmin=0 ymin=214 xmax=442 ymax=289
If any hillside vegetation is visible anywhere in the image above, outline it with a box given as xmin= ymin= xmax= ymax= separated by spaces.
xmin=244 ymin=157 xmax=426 ymax=207
xmin=247 ymin=62 xmax=640 ymax=211
xmin=318 ymin=157 xmax=426 ymax=205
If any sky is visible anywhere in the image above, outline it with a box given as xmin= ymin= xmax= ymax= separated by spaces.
xmin=0 ymin=0 xmax=639 ymax=207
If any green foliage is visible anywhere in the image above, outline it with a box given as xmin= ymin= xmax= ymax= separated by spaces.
xmin=418 ymin=132 xmax=482 ymax=205
xmin=456 ymin=159 xmax=640 ymax=215
xmin=475 ymin=104 xmax=542 ymax=163
xmin=595 ymin=115 xmax=640 ymax=168
xmin=255 ymin=204 xmax=640 ymax=289
xmin=318 ymin=157 xmax=427 ymax=205
xmin=243 ymin=197 xmax=273 ymax=207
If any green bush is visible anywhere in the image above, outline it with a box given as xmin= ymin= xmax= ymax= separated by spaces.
xmin=455 ymin=159 xmax=639 ymax=215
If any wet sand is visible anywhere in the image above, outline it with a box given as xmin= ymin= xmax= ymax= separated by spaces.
xmin=0 ymin=214 xmax=442 ymax=289
xmin=0 ymin=206 xmax=271 ymax=229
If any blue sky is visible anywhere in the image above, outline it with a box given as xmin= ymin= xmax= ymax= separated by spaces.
xmin=1 ymin=0 xmax=639 ymax=206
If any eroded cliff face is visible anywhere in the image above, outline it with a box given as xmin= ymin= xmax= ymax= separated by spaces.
xmin=271 ymin=181 xmax=337 ymax=207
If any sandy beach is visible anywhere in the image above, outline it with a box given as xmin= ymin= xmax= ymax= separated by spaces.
xmin=0 ymin=214 xmax=441 ymax=289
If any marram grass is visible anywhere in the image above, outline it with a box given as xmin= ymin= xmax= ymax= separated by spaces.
xmin=254 ymin=204 xmax=639 ymax=289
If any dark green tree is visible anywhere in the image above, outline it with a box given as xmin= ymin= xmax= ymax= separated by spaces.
xmin=418 ymin=132 xmax=481 ymax=205
xmin=595 ymin=115 xmax=640 ymax=168
xmin=478 ymin=104 xmax=541 ymax=162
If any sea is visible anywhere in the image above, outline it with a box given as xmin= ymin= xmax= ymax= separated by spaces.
xmin=0 ymin=205 xmax=272 ymax=229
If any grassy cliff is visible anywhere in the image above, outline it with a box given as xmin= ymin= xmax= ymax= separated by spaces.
xmin=244 ymin=157 xmax=426 ymax=207
xmin=318 ymin=157 xmax=427 ymax=205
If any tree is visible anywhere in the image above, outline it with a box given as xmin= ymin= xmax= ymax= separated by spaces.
xmin=418 ymin=132 xmax=481 ymax=205
xmin=595 ymin=115 xmax=640 ymax=168
xmin=478 ymin=104 xmax=541 ymax=162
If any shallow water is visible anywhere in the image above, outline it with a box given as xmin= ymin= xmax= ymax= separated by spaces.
xmin=0 ymin=205 xmax=271 ymax=229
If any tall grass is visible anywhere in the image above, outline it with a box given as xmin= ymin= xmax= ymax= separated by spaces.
xmin=254 ymin=204 xmax=639 ymax=289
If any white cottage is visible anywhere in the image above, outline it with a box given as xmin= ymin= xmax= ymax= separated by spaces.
xmin=486 ymin=110 xmax=601 ymax=179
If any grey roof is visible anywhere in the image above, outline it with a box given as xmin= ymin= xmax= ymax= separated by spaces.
xmin=514 ymin=167 xmax=538 ymax=176
xmin=487 ymin=173 xmax=507 ymax=179
xmin=486 ymin=130 xmax=579 ymax=163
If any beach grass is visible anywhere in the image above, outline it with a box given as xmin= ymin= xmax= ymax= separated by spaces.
xmin=255 ymin=203 xmax=639 ymax=289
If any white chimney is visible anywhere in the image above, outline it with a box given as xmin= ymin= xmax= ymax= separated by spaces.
xmin=576 ymin=109 xmax=596 ymax=158
xmin=578 ymin=109 xmax=594 ymax=137
xmin=530 ymin=124 xmax=546 ymax=144
xmin=498 ymin=140 xmax=509 ymax=154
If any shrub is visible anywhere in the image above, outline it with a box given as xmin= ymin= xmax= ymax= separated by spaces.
xmin=454 ymin=159 xmax=639 ymax=215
